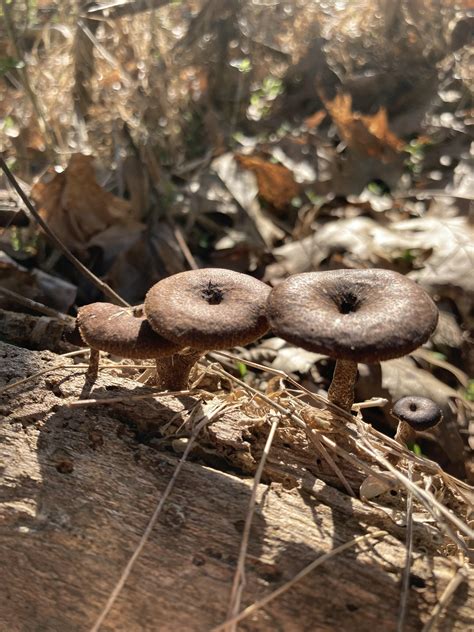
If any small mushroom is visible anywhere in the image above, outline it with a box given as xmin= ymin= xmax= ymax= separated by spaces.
xmin=266 ymin=269 xmax=439 ymax=411
xmin=77 ymin=302 xmax=180 ymax=381
xmin=392 ymin=396 xmax=443 ymax=446
xmin=144 ymin=268 xmax=271 ymax=390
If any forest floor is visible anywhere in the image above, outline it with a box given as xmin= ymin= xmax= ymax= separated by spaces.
xmin=0 ymin=1 xmax=473 ymax=631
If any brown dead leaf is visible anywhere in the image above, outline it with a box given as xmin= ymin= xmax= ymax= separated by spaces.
xmin=323 ymin=93 xmax=405 ymax=161
xmin=31 ymin=154 xmax=135 ymax=251
xmin=234 ymin=154 xmax=300 ymax=212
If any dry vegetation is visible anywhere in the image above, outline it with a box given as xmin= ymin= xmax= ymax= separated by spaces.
xmin=0 ymin=1 xmax=473 ymax=631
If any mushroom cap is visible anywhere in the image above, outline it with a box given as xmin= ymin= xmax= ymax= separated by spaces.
xmin=391 ymin=396 xmax=443 ymax=431
xmin=77 ymin=303 xmax=180 ymax=358
xmin=266 ymin=269 xmax=438 ymax=362
xmin=144 ymin=268 xmax=271 ymax=350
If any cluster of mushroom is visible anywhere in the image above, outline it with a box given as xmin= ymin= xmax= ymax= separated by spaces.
xmin=77 ymin=269 xmax=271 ymax=390
xmin=76 ymin=267 xmax=440 ymax=433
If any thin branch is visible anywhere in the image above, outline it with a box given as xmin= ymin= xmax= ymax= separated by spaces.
xmin=0 ymin=157 xmax=129 ymax=307
xmin=0 ymin=287 xmax=72 ymax=321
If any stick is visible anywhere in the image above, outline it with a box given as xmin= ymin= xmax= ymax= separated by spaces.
xmin=0 ymin=156 xmax=129 ymax=307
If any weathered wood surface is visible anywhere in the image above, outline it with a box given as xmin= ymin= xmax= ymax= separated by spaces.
xmin=0 ymin=342 xmax=472 ymax=632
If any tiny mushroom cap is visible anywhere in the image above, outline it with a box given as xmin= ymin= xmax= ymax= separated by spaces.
xmin=77 ymin=303 xmax=180 ymax=358
xmin=144 ymin=268 xmax=271 ymax=350
xmin=392 ymin=396 xmax=443 ymax=432
xmin=266 ymin=269 xmax=439 ymax=362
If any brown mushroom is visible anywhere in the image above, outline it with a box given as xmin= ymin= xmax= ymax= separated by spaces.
xmin=266 ymin=269 xmax=439 ymax=411
xmin=392 ymin=396 xmax=443 ymax=446
xmin=144 ymin=268 xmax=271 ymax=390
xmin=77 ymin=303 xmax=180 ymax=381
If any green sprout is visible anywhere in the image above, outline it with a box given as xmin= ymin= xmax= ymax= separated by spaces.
xmin=236 ymin=361 xmax=247 ymax=378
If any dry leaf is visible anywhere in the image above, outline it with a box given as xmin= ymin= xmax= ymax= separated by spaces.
xmin=394 ymin=211 xmax=474 ymax=295
xmin=234 ymin=153 xmax=300 ymax=211
xmin=31 ymin=153 xmax=136 ymax=251
xmin=212 ymin=153 xmax=284 ymax=246
xmin=323 ymin=93 xmax=405 ymax=161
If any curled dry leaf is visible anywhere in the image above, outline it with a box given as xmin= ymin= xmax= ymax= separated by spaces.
xmin=323 ymin=93 xmax=405 ymax=161
xmin=212 ymin=153 xmax=284 ymax=246
xmin=393 ymin=212 xmax=474 ymax=296
xmin=265 ymin=216 xmax=415 ymax=281
xmin=31 ymin=153 xmax=138 ymax=251
xmin=234 ymin=153 xmax=300 ymax=212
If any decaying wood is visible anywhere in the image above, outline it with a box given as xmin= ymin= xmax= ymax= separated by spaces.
xmin=0 ymin=307 xmax=74 ymax=353
xmin=0 ymin=341 xmax=472 ymax=632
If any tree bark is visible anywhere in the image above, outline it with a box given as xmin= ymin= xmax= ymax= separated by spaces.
xmin=0 ymin=341 xmax=472 ymax=632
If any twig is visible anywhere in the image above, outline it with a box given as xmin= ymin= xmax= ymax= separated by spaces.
xmin=226 ymin=415 xmax=280 ymax=631
xmin=397 ymin=462 xmax=414 ymax=632
xmin=172 ymin=223 xmax=199 ymax=270
xmin=0 ymin=157 xmax=129 ymax=307
xmin=421 ymin=564 xmax=469 ymax=632
xmin=212 ymin=530 xmax=387 ymax=631
xmin=0 ymin=287 xmax=72 ymax=321
xmin=89 ymin=400 xmax=227 ymax=632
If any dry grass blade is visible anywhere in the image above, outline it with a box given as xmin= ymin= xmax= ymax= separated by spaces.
xmin=69 ymin=388 xmax=201 ymax=406
xmin=421 ymin=564 xmax=470 ymax=632
xmin=212 ymin=530 xmax=388 ymax=631
xmin=205 ymin=361 xmax=355 ymax=496
xmin=397 ymin=462 xmax=415 ymax=632
xmin=0 ymin=363 xmax=86 ymax=395
xmin=0 ymin=359 xmax=153 ymax=395
xmin=225 ymin=415 xmax=280 ymax=632
xmin=212 ymin=350 xmax=354 ymax=421
xmin=210 ymin=352 xmax=473 ymax=542
xmin=355 ymin=434 xmax=474 ymax=543
xmin=0 ymin=157 xmax=129 ymax=307
xmin=89 ymin=400 xmax=227 ymax=632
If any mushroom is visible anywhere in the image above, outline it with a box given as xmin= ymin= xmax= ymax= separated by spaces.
xmin=144 ymin=268 xmax=271 ymax=390
xmin=392 ymin=396 xmax=443 ymax=446
xmin=77 ymin=303 xmax=180 ymax=381
xmin=266 ymin=269 xmax=439 ymax=411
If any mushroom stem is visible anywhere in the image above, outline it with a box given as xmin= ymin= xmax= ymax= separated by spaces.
xmin=327 ymin=359 xmax=358 ymax=411
xmin=394 ymin=422 xmax=416 ymax=446
xmin=86 ymin=348 xmax=100 ymax=382
xmin=154 ymin=350 xmax=203 ymax=391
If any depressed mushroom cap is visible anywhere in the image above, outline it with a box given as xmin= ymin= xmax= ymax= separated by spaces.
xmin=267 ymin=269 xmax=438 ymax=362
xmin=392 ymin=396 xmax=443 ymax=431
xmin=77 ymin=303 xmax=180 ymax=358
xmin=144 ymin=268 xmax=271 ymax=350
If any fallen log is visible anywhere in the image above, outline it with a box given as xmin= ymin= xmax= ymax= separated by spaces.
xmin=0 ymin=341 xmax=472 ymax=631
